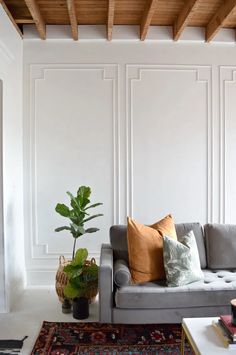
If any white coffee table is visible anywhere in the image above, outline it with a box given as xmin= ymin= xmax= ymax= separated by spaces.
xmin=181 ymin=317 xmax=236 ymax=355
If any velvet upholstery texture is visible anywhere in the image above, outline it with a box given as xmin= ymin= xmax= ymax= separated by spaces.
xmin=109 ymin=223 xmax=206 ymax=266
xmin=205 ymin=224 xmax=236 ymax=269
xmin=100 ymin=223 xmax=236 ymax=324
xmin=110 ymin=225 xmax=128 ymax=262
xmin=115 ymin=269 xmax=236 ymax=309
xmin=175 ymin=223 xmax=206 ymax=268
xmin=114 ymin=259 xmax=131 ymax=287
xmin=127 ymin=215 xmax=177 ymax=283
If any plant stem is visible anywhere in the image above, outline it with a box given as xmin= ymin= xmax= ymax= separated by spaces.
xmin=72 ymin=238 xmax=77 ymax=259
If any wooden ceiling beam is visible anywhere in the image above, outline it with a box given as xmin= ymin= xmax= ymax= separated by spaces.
xmin=24 ymin=0 xmax=46 ymax=40
xmin=173 ymin=0 xmax=200 ymax=41
xmin=0 ymin=0 xmax=23 ymax=38
xmin=15 ymin=19 xmax=35 ymax=24
xmin=206 ymin=0 xmax=236 ymax=42
xmin=107 ymin=0 xmax=115 ymax=41
xmin=66 ymin=0 xmax=78 ymax=40
xmin=140 ymin=0 xmax=159 ymax=41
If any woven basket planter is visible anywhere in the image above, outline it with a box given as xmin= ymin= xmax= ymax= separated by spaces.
xmin=55 ymin=255 xmax=98 ymax=303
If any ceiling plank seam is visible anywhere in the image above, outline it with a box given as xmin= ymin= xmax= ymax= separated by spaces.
xmin=15 ymin=19 xmax=35 ymax=24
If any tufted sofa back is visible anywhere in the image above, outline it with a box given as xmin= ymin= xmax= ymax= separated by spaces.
xmin=205 ymin=224 xmax=236 ymax=269
xmin=110 ymin=222 xmax=207 ymax=268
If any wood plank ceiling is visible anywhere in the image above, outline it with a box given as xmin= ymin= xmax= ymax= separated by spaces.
xmin=1 ymin=0 xmax=236 ymax=41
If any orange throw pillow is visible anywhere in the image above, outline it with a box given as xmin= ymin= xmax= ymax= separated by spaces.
xmin=127 ymin=215 xmax=177 ymax=283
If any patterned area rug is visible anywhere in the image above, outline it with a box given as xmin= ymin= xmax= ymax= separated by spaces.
xmin=31 ymin=322 xmax=192 ymax=355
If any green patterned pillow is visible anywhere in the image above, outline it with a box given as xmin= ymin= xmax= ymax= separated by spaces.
xmin=163 ymin=231 xmax=204 ymax=287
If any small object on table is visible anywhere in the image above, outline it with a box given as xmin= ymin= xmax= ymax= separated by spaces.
xmin=219 ymin=314 xmax=236 ymax=341
xmin=212 ymin=320 xmax=236 ymax=349
xmin=181 ymin=317 xmax=234 ymax=355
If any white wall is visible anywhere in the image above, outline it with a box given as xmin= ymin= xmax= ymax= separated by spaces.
xmin=0 ymin=5 xmax=24 ymax=311
xmin=0 ymin=79 xmax=4 ymax=311
xmin=23 ymin=36 xmax=236 ymax=285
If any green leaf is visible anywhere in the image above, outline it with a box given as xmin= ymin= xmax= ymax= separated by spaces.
xmin=64 ymin=283 xmax=80 ymax=299
xmin=70 ymin=269 xmax=83 ymax=279
xmin=77 ymin=186 xmax=91 ymax=208
xmin=75 ymin=225 xmax=85 ymax=235
xmin=70 ymin=276 xmax=86 ymax=288
xmin=63 ymin=264 xmax=79 ymax=277
xmin=63 ymin=264 xmax=75 ymax=274
xmin=54 ymin=226 xmax=71 ymax=232
xmin=85 ymin=228 xmax=99 ymax=234
xmin=83 ymin=214 xmax=103 ymax=223
xmin=84 ymin=202 xmax=103 ymax=211
xmin=69 ymin=210 xmax=86 ymax=223
xmin=55 ymin=203 xmax=70 ymax=217
xmin=74 ymin=248 xmax=88 ymax=265
xmin=84 ymin=265 xmax=98 ymax=280
xmin=69 ymin=224 xmax=77 ymax=238
xmin=67 ymin=191 xmax=80 ymax=210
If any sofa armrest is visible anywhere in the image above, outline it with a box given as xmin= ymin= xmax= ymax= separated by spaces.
xmin=99 ymin=243 xmax=113 ymax=323
xmin=114 ymin=259 xmax=131 ymax=287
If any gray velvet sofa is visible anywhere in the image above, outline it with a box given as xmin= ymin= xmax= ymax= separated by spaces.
xmin=99 ymin=223 xmax=236 ymax=324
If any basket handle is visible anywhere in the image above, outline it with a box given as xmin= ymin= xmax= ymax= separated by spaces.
xmin=59 ymin=255 xmax=66 ymax=266
xmin=90 ymin=257 xmax=96 ymax=265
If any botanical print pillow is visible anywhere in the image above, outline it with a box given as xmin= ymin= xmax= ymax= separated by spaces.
xmin=163 ymin=230 xmax=203 ymax=287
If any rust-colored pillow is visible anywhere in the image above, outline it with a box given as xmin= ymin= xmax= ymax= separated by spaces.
xmin=127 ymin=215 xmax=177 ymax=283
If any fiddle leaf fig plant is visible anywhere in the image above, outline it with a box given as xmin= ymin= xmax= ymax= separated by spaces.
xmin=55 ymin=186 xmax=103 ymax=259
xmin=63 ymin=248 xmax=99 ymax=299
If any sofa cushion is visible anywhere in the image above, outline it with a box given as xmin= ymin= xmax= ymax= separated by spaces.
xmin=175 ymin=223 xmax=206 ymax=268
xmin=110 ymin=225 xmax=128 ymax=262
xmin=110 ymin=222 xmax=206 ymax=268
xmin=127 ymin=215 xmax=177 ymax=283
xmin=163 ymin=231 xmax=203 ymax=287
xmin=115 ymin=269 xmax=236 ymax=309
xmin=205 ymin=224 xmax=236 ymax=269
xmin=114 ymin=259 xmax=131 ymax=287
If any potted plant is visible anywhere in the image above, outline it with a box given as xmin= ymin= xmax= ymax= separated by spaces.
xmin=54 ymin=185 xmax=103 ymax=310
xmin=63 ymin=248 xmax=98 ymax=319
xmin=55 ymin=185 xmax=103 ymax=259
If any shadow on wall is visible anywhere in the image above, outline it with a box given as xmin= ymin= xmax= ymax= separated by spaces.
xmin=0 ymin=79 xmax=6 ymax=313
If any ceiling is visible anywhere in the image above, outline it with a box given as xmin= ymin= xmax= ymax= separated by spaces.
xmin=1 ymin=0 xmax=236 ymax=41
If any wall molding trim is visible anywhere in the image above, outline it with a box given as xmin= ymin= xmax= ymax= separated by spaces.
xmin=28 ymin=63 xmax=120 ymax=262
xmin=219 ymin=66 xmax=236 ymax=223
xmin=126 ymin=64 xmax=213 ymax=222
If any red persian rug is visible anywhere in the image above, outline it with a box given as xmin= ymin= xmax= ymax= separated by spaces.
xmin=31 ymin=322 xmax=192 ymax=355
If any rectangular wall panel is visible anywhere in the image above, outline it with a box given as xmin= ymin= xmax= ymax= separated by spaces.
xmin=220 ymin=67 xmax=236 ymax=223
xmin=126 ymin=65 xmax=212 ymax=225
xmin=25 ymin=64 xmax=119 ymax=283
xmin=0 ymin=80 xmax=5 ymax=312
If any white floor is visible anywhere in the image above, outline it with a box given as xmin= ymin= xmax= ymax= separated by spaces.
xmin=0 ymin=287 xmax=99 ymax=355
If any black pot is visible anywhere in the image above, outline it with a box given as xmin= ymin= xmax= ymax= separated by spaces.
xmin=73 ymin=297 xmax=89 ymax=320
